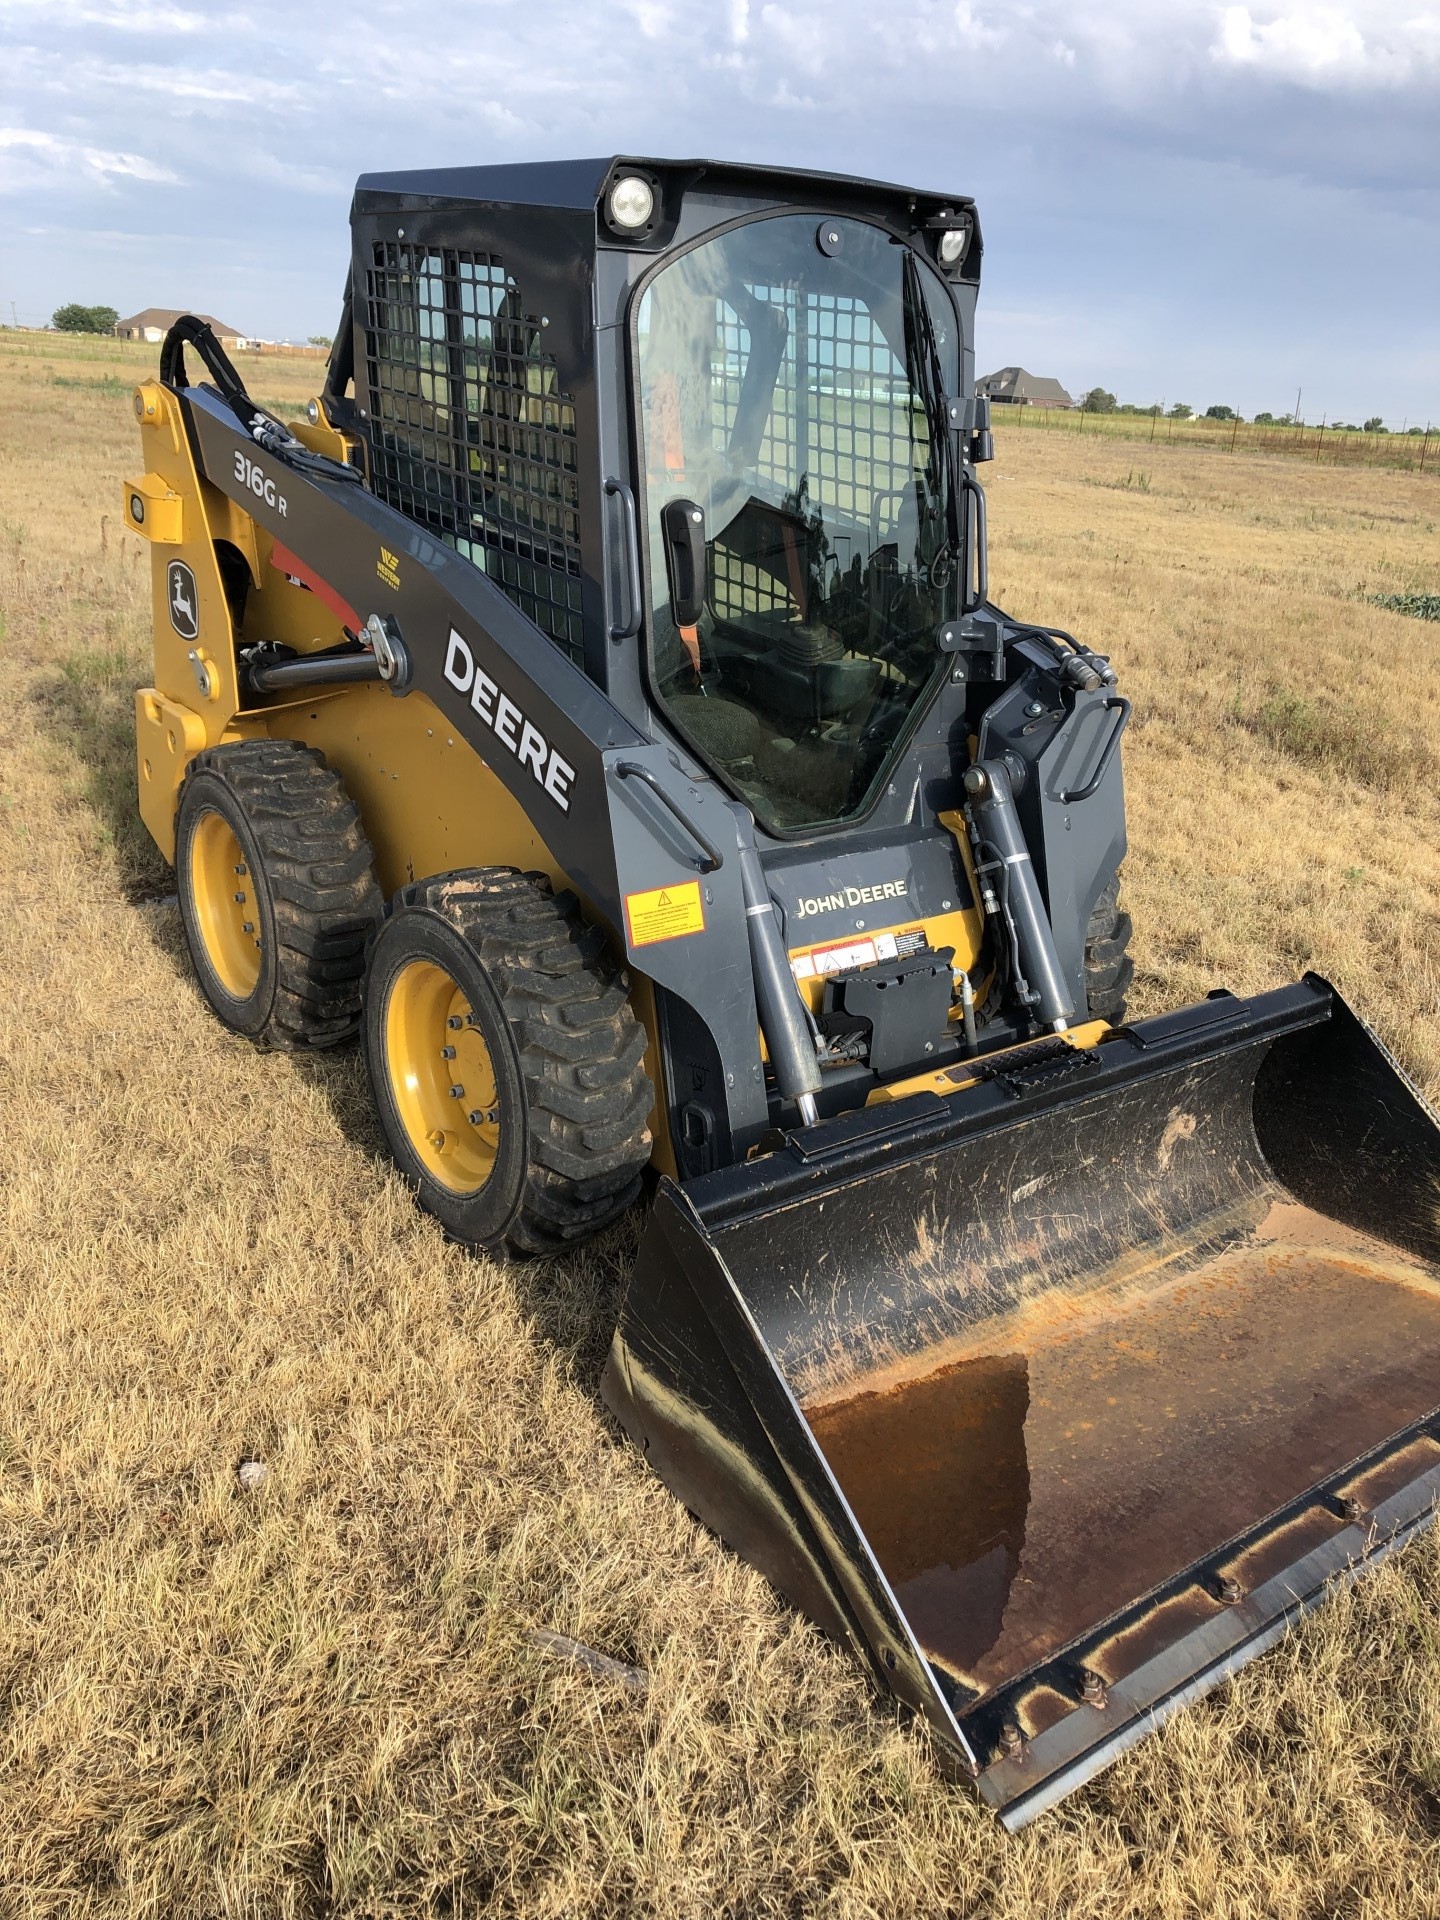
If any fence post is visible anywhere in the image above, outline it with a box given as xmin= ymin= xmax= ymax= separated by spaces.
xmin=1422 ymin=426 xmax=1431 ymax=475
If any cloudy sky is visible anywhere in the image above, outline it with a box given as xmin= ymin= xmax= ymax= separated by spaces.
xmin=2 ymin=0 xmax=1437 ymax=423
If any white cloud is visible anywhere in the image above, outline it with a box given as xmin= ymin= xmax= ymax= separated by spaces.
xmin=954 ymin=2 xmax=1006 ymax=49
xmin=2 ymin=0 xmax=219 ymax=29
xmin=0 ymin=128 xmax=177 ymax=193
xmin=1213 ymin=4 xmax=1440 ymax=85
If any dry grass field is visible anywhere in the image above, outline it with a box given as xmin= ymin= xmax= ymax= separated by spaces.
xmin=1 ymin=329 xmax=1439 ymax=1917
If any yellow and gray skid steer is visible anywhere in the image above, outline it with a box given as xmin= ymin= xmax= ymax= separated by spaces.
xmin=124 ymin=156 xmax=1440 ymax=1826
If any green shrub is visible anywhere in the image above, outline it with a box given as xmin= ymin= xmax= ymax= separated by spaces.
xmin=1369 ymin=592 xmax=1440 ymax=622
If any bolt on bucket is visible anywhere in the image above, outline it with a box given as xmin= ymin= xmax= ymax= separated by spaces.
xmin=601 ymin=977 xmax=1440 ymax=1826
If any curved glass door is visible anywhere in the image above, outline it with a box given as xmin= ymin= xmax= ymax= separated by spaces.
xmin=635 ymin=214 xmax=961 ymax=832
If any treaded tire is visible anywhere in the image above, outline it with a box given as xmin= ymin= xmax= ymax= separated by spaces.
xmin=175 ymin=739 xmax=382 ymax=1048
xmin=364 ymin=868 xmax=654 ymax=1257
xmin=1083 ymin=876 xmax=1135 ymax=1023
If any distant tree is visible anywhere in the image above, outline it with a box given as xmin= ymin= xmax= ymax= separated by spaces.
xmin=52 ymin=302 xmax=119 ymax=334
xmin=1406 ymin=426 xmax=1427 ymax=436
xmin=1167 ymin=402 xmax=1193 ymax=420
xmin=1080 ymin=387 xmax=1117 ymax=413
xmin=1204 ymin=404 xmax=1239 ymax=421
xmin=1363 ymin=416 xmax=1386 ymax=433
xmin=307 ymin=334 xmax=333 ymax=348
xmin=1253 ymin=411 xmax=1276 ymax=425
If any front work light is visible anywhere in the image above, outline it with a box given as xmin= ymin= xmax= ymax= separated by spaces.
xmin=609 ymin=176 xmax=656 ymax=230
xmin=938 ymin=226 xmax=970 ymax=267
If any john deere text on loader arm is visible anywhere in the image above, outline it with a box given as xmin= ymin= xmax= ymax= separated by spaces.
xmin=124 ymin=157 xmax=1440 ymax=1826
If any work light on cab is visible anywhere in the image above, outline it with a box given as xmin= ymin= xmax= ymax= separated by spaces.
xmin=609 ymin=174 xmax=655 ymax=229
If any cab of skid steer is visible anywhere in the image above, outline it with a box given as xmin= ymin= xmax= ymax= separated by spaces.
xmin=322 ymin=159 xmax=1129 ymax=1177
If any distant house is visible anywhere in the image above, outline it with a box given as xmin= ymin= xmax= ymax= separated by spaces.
xmin=977 ymin=367 xmax=1074 ymax=410
xmin=115 ymin=308 xmax=250 ymax=349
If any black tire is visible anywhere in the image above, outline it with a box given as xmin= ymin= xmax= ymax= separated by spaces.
xmin=175 ymin=739 xmax=382 ymax=1048
xmin=364 ymin=868 xmax=653 ymax=1256
xmin=1083 ymin=876 xmax=1135 ymax=1023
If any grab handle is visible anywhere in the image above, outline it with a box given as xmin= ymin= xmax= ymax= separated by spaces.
xmin=614 ymin=761 xmax=725 ymax=873
xmin=1057 ymin=696 xmax=1131 ymax=804
xmin=961 ymin=471 xmax=988 ymax=613
xmin=604 ymin=478 xmax=643 ymax=642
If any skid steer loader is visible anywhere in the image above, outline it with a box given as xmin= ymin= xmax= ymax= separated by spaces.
xmin=124 ymin=157 xmax=1440 ymax=1826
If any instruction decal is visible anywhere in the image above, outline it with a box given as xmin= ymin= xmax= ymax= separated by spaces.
xmin=625 ymin=881 xmax=706 ymax=947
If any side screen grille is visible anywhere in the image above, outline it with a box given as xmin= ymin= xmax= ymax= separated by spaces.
xmin=363 ymin=243 xmax=584 ymax=663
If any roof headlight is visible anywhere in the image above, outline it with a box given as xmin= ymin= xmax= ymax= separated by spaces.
xmin=609 ymin=175 xmax=656 ymax=231
xmin=938 ymin=225 xmax=970 ymax=268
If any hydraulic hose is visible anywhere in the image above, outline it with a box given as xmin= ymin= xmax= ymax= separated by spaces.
xmin=160 ymin=314 xmax=362 ymax=487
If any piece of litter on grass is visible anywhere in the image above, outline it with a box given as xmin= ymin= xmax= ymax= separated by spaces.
xmin=236 ymin=1459 xmax=269 ymax=1492
xmin=530 ymin=1628 xmax=649 ymax=1695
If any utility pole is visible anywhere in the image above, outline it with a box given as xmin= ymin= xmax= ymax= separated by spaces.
xmin=1294 ymin=386 xmax=1302 ymax=429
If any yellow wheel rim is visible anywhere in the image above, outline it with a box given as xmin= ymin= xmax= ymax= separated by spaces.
xmin=385 ymin=958 xmax=502 ymax=1195
xmin=188 ymin=809 xmax=263 ymax=1000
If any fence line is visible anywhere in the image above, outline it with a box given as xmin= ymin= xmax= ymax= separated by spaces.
xmin=999 ymin=404 xmax=1434 ymax=475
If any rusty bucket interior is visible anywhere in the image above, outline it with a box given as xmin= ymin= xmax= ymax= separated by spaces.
xmin=603 ymin=979 xmax=1440 ymax=1825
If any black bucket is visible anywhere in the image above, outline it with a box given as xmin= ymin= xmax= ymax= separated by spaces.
xmin=601 ymin=977 xmax=1440 ymax=1826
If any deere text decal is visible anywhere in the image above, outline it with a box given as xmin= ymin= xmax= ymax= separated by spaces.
xmin=442 ymin=628 xmax=575 ymax=811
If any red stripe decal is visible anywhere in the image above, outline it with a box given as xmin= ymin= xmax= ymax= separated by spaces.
xmin=270 ymin=539 xmax=361 ymax=631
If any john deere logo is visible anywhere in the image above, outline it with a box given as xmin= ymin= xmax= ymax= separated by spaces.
xmin=167 ymin=560 xmax=199 ymax=641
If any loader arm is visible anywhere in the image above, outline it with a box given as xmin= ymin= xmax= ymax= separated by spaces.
xmin=129 ymin=372 xmax=776 ymax=1154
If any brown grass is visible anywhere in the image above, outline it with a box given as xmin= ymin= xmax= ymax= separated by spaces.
xmin=2 ymin=330 xmax=1439 ymax=1916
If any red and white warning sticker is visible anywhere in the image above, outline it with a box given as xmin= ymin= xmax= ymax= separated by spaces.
xmin=791 ymin=930 xmax=901 ymax=981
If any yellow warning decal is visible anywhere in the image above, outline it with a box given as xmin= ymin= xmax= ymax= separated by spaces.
xmin=625 ymin=880 xmax=706 ymax=947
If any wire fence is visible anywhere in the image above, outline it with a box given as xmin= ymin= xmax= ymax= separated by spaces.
xmin=997 ymin=404 xmax=1435 ymax=475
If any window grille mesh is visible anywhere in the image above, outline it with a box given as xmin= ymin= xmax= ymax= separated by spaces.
xmin=364 ymin=243 xmax=584 ymax=662
xmin=708 ymin=287 xmax=922 ymax=624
